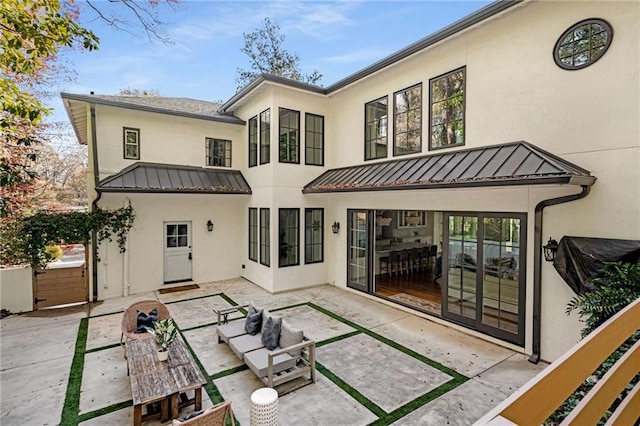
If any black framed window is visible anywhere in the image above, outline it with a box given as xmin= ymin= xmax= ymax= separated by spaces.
xmin=393 ymin=85 xmax=422 ymax=156
xmin=205 ymin=138 xmax=231 ymax=167
xmin=305 ymin=208 xmax=324 ymax=264
xmin=248 ymin=116 xmax=258 ymax=167
xmin=365 ymin=96 xmax=388 ymax=160
xmin=305 ymin=113 xmax=324 ymax=166
xmin=554 ymin=19 xmax=613 ymax=70
xmin=430 ymin=67 xmax=465 ymax=150
xmin=249 ymin=208 xmax=258 ymax=262
xmin=260 ymin=109 xmax=270 ymax=165
xmin=279 ymin=208 xmax=299 ymax=267
xmin=279 ymin=108 xmax=300 ymax=163
xmin=260 ymin=208 xmax=270 ymax=267
xmin=123 ymin=127 xmax=140 ymax=160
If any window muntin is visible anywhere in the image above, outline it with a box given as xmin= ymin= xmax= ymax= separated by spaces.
xmin=393 ymin=85 xmax=422 ymax=156
xmin=260 ymin=109 xmax=270 ymax=165
xmin=279 ymin=108 xmax=300 ymax=164
xmin=305 ymin=113 xmax=324 ymax=166
xmin=249 ymin=208 xmax=258 ymax=262
xmin=365 ymin=96 xmax=388 ymax=160
xmin=123 ymin=127 xmax=140 ymax=160
xmin=248 ymin=116 xmax=258 ymax=167
xmin=305 ymin=208 xmax=324 ymax=264
xmin=430 ymin=68 xmax=465 ymax=150
xmin=279 ymin=208 xmax=299 ymax=267
xmin=205 ymin=138 xmax=231 ymax=167
xmin=554 ymin=19 xmax=613 ymax=70
xmin=260 ymin=208 xmax=270 ymax=266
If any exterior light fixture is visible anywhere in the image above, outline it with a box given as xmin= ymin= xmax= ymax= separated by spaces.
xmin=207 ymin=220 xmax=214 ymax=232
xmin=543 ymin=238 xmax=559 ymax=262
xmin=332 ymin=221 xmax=340 ymax=234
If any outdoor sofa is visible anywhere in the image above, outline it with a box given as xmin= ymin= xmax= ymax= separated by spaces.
xmin=215 ymin=304 xmax=316 ymax=392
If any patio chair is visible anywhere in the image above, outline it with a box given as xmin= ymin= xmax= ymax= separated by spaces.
xmin=172 ymin=401 xmax=235 ymax=426
xmin=120 ymin=300 xmax=172 ymax=357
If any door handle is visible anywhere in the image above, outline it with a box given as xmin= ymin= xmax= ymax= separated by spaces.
xmin=188 ymin=253 xmax=192 ymax=260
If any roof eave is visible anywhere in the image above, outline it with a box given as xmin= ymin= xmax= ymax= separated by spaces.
xmin=97 ymin=188 xmax=252 ymax=195
xmin=61 ymin=97 xmax=89 ymax=145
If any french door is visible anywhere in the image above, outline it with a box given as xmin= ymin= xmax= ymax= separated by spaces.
xmin=443 ymin=213 xmax=526 ymax=345
xmin=347 ymin=210 xmax=372 ymax=292
xmin=164 ymin=221 xmax=192 ymax=283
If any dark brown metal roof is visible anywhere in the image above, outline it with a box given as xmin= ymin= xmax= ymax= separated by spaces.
xmin=303 ymin=141 xmax=596 ymax=193
xmin=98 ymin=163 xmax=251 ymax=194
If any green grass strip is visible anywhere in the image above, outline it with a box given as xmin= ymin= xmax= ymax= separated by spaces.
xmin=210 ymin=364 xmax=249 ymax=381
xmin=77 ymin=400 xmax=132 ymax=423
xmin=316 ymin=362 xmax=387 ymax=418
xmin=85 ymin=342 xmax=121 ymax=354
xmin=316 ymin=330 xmax=362 ymax=347
xmin=60 ymin=317 xmax=89 ymax=426
xmin=164 ymin=292 xmax=223 ymax=305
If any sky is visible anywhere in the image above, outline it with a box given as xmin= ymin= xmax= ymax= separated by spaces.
xmin=50 ymin=0 xmax=492 ymax=144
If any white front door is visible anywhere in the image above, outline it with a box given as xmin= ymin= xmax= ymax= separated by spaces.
xmin=164 ymin=222 xmax=192 ymax=283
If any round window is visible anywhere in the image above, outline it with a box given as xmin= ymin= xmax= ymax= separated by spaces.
xmin=553 ymin=18 xmax=613 ymax=70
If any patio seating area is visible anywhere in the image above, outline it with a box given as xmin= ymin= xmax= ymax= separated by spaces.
xmin=0 ymin=278 xmax=548 ymax=425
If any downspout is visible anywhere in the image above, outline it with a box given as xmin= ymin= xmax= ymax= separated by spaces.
xmin=90 ymin=103 xmax=101 ymax=302
xmin=122 ymin=198 xmax=131 ymax=297
xmin=529 ymin=184 xmax=591 ymax=364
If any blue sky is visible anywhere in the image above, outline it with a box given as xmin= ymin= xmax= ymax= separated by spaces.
xmin=51 ymin=1 xmax=491 ymax=140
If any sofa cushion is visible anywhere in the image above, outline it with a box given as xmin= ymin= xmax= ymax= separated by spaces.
xmin=261 ymin=315 xmax=281 ymax=351
xmin=279 ymin=319 xmax=304 ymax=358
xmin=229 ymin=333 xmax=264 ymax=359
xmin=244 ymin=347 xmax=296 ymax=378
xmin=244 ymin=303 xmax=263 ymax=335
xmin=217 ymin=320 xmax=247 ymax=344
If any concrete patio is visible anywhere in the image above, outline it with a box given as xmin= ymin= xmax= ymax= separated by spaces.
xmin=0 ymin=278 xmax=548 ymax=425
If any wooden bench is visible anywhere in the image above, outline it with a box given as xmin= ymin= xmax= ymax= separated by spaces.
xmin=126 ymin=338 xmax=207 ymax=425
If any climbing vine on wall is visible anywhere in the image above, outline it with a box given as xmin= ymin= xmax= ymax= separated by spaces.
xmin=19 ymin=206 xmax=135 ymax=267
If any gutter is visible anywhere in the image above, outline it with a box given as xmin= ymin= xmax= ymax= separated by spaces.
xmin=90 ymin=104 xmax=101 ymax=303
xmin=529 ymin=185 xmax=592 ymax=364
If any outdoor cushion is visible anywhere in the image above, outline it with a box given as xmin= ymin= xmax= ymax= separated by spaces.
xmin=244 ymin=304 xmax=263 ymax=335
xmin=217 ymin=320 xmax=247 ymax=344
xmin=229 ymin=333 xmax=264 ymax=359
xmin=174 ymin=410 xmax=203 ymax=422
xmin=261 ymin=315 xmax=281 ymax=351
xmin=135 ymin=308 xmax=158 ymax=333
xmin=244 ymin=347 xmax=296 ymax=378
xmin=279 ymin=319 xmax=304 ymax=358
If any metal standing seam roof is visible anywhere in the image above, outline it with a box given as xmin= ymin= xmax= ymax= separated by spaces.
xmin=97 ymin=163 xmax=252 ymax=194
xmin=303 ymin=141 xmax=596 ymax=193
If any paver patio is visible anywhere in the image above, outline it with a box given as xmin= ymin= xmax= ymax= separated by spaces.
xmin=0 ymin=278 xmax=548 ymax=425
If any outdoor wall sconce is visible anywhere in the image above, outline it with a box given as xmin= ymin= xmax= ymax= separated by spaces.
xmin=207 ymin=220 xmax=214 ymax=232
xmin=543 ymin=237 xmax=559 ymax=262
xmin=332 ymin=221 xmax=340 ymax=234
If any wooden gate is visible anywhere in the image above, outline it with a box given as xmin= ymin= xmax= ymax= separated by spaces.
xmin=33 ymin=265 xmax=88 ymax=309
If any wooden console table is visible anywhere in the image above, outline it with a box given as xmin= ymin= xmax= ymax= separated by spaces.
xmin=126 ymin=338 xmax=207 ymax=426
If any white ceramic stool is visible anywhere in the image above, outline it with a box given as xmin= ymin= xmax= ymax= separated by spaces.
xmin=250 ymin=387 xmax=279 ymax=426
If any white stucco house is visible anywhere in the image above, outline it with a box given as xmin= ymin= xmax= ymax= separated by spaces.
xmin=62 ymin=0 xmax=640 ymax=363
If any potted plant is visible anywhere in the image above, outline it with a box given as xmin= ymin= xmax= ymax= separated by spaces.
xmin=153 ymin=318 xmax=178 ymax=361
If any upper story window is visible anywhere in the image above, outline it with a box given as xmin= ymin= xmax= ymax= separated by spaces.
xmin=123 ymin=127 xmax=140 ymax=160
xmin=205 ymin=138 xmax=231 ymax=167
xmin=430 ymin=67 xmax=465 ymax=150
xmin=248 ymin=116 xmax=258 ymax=167
xmin=554 ymin=18 xmax=613 ymax=70
xmin=305 ymin=113 xmax=324 ymax=166
xmin=365 ymin=96 xmax=388 ymax=160
xmin=279 ymin=108 xmax=300 ymax=164
xmin=260 ymin=109 xmax=270 ymax=165
xmin=393 ymin=85 xmax=422 ymax=156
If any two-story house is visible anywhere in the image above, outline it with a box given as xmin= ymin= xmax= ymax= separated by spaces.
xmin=62 ymin=0 xmax=640 ymax=363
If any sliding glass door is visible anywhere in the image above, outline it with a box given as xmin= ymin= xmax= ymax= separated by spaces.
xmin=347 ymin=210 xmax=371 ymax=292
xmin=443 ymin=213 xmax=526 ymax=345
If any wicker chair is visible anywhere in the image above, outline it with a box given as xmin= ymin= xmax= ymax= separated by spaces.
xmin=120 ymin=300 xmax=172 ymax=357
xmin=172 ymin=401 xmax=235 ymax=426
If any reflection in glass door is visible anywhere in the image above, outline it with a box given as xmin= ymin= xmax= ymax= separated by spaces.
xmin=347 ymin=210 xmax=370 ymax=292
xmin=443 ymin=213 xmax=526 ymax=345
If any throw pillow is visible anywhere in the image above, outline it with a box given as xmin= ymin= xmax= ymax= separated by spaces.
xmin=135 ymin=308 xmax=158 ymax=333
xmin=279 ymin=319 xmax=304 ymax=358
xmin=244 ymin=304 xmax=263 ymax=335
xmin=261 ymin=315 xmax=282 ymax=351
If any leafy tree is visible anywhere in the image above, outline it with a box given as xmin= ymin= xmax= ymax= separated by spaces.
xmin=236 ymin=18 xmax=322 ymax=90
